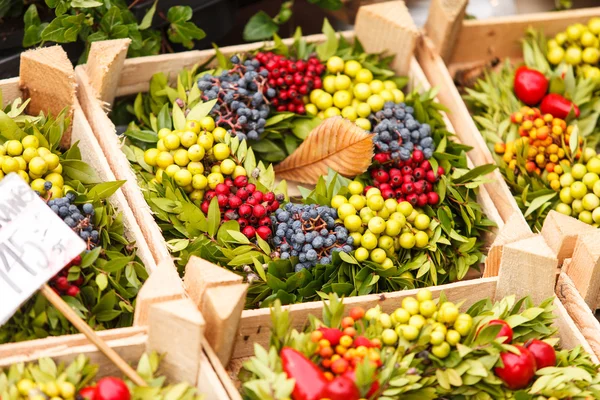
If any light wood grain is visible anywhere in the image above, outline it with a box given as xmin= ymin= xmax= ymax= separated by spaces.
xmin=541 ymin=210 xmax=597 ymax=265
xmin=0 ymin=77 xmax=21 ymax=106
xmin=40 ymin=284 xmax=147 ymax=386
xmin=423 ymin=0 xmax=468 ymax=62
xmin=484 ymin=211 xmax=535 ymax=278
xmin=495 ymin=235 xmax=558 ymax=304
xmin=556 ymin=272 xmax=600 ymax=361
xmin=148 ymin=298 xmax=205 ymax=386
xmin=19 ymin=46 xmax=76 ymax=148
xmin=566 ymin=231 xmax=600 ymax=309
xmin=202 ymin=337 xmax=243 ymax=400
xmin=354 ymin=1 xmax=419 ymax=75
xmin=450 ymin=7 xmax=600 ymax=66
xmin=86 ymin=39 xmax=130 ymax=105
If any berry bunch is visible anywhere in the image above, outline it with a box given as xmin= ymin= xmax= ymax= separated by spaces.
xmin=495 ymin=107 xmax=576 ymax=180
xmin=547 ymin=18 xmax=600 ymax=80
xmin=253 ymin=51 xmax=324 ymax=114
xmin=0 ymin=136 xmax=66 ymax=198
xmin=49 ymin=254 xmax=84 ymax=297
xmin=197 ymin=56 xmax=271 ymax=140
xmin=370 ymin=149 xmax=442 ymax=206
xmin=369 ymin=102 xmax=436 ymax=162
xmin=144 ymin=117 xmax=248 ymax=202
xmin=331 ymin=182 xmax=433 ymax=268
xmin=48 ymin=192 xmax=99 ymax=247
xmin=202 ymin=176 xmax=281 ymax=240
xmin=273 ymin=204 xmax=353 ymax=272
xmin=305 ymin=56 xmax=404 ymax=131
xmin=555 ymin=155 xmax=600 ymax=225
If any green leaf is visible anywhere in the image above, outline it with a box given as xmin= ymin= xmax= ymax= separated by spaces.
xmin=167 ymin=6 xmax=206 ymax=49
xmin=70 ymin=0 xmax=102 ymax=7
xmin=138 ymin=0 xmax=157 ymax=30
xmin=524 ymin=193 xmax=557 ymax=218
xmin=307 ymin=0 xmax=342 ymax=10
xmin=207 ymin=197 xmax=220 ymax=237
xmin=62 ymin=160 xmax=100 ymax=184
xmin=172 ymin=102 xmax=186 ymax=131
xmin=0 ymin=110 xmax=25 ymax=140
xmin=227 ymin=230 xmax=250 ymax=244
xmin=96 ymin=274 xmax=108 ymax=292
xmin=24 ymin=4 xmax=41 ymax=26
xmin=87 ymin=181 xmax=125 ymax=200
xmin=243 ymin=11 xmax=279 ymax=42
xmin=316 ymin=19 xmax=338 ymax=61
xmin=291 ymin=117 xmax=321 ymax=140
xmin=157 ymin=103 xmax=172 ymax=131
xmin=187 ymin=99 xmax=217 ymax=122
xmin=124 ymin=129 xmax=158 ymax=143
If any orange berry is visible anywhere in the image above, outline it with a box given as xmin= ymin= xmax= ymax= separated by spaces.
xmin=371 ymin=338 xmax=382 ymax=348
xmin=336 ymin=345 xmax=347 ymax=355
xmin=526 ymin=161 xmax=537 ymax=173
xmin=552 ymin=125 xmax=563 ymax=135
xmin=534 ymin=118 xmax=545 ymax=128
xmin=319 ymin=339 xmax=331 ymax=348
xmin=320 ymin=346 xmax=334 ymax=358
xmin=543 ymin=113 xmax=553 ymax=122
xmin=549 ymin=154 xmax=559 ymax=163
xmin=508 ymin=160 xmax=517 ymax=170
xmin=344 ymin=350 xmax=354 ymax=360
xmin=537 ymin=126 xmax=549 ymax=140
xmin=555 ymin=165 xmax=564 ymax=174
xmin=340 ymin=335 xmax=353 ymax=348
xmin=546 ymin=163 xmax=555 ymax=172
xmin=522 ymin=120 xmax=533 ymax=130
xmin=536 ymin=154 xmax=546 ymax=166
xmin=324 ymin=371 xmax=334 ymax=381
xmin=511 ymin=112 xmax=524 ymax=123
xmin=494 ymin=142 xmax=506 ymax=154
xmin=349 ymin=307 xmax=365 ymax=320
xmin=356 ymin=346 xmax=368 ymax=357
xmin=343 ymin=327 xmax=357 ymax=337
xmin=368 ymin=350 xmax=381 ymax=361
xmin=331 ymin=358 xmax=349 ymax=375
xmin=558 ymin=149 xmax=566 ymax=159
xmin=341 ymin=316 xmax=355 ymax=329
xmin=311 ymin=330 xmax=324 ymax=343
xmin=321 ymin=358 xmax=332 ymax=368
xmin=331 ymin=354 xmax=341 ymax=362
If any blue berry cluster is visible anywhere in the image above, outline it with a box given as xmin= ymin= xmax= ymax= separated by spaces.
xmin=369 ymin=102 xmax=435 ymax=161
xmin=197 ymin=56 xmax=275 ymax=141
xmin=272 ymin=203 xmax=353 ymax=272
xmin=47 ymin=192 xmax=99 ymax=246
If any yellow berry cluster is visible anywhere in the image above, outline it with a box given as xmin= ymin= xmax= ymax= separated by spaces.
xmin=330 ymin=181 xmax=431 ymax=269
xmin=0 ymin=136 xmax=66 ymax=198
xmin=15 ymin=378 xmax=76 ymax=400
xmin=305 ymin=56 xmax=404 ymax=131
xmin=143 ymin=116 xmax=246 ymax=203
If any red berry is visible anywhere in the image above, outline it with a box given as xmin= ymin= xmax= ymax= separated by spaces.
xmin=427 ymin=192 xmax=439 ymax=205
xmin=256 ymin=226 xmax=272 ymax=240
xmin=412 ymin=149 xmax=424 ymax=163
xmin=224 ymin=178 xmax=234 ymax=187
xmin=237 ymin=187 xmax=250 ymax=200
xmin=217 ymin=194 xmax=228 ymax=208
xmin=259 ymin=216 xmax=272 ymax=226
xmin=437 ymin=166 xmax=445 ymax=176
xmin=421 ymin=160 xmax=432 ymax=171
xmin=374 ymin=170 xmax=389 ymax=183
xmin=417 ymin=193 xmax=428 ymax=207
xmin=406 ymin=193 xmax=418 ymax=206
xmin=205 ymin=190 xmax=216 ymax=201
xmin=401 ymin=182 xmax=414 ymax=194
xmin=95 ymin=377 xmax=131 ymax=400
xmin=391 ymin=175 xmax=402 ymax=187
xmin=239 ymin=204 xmax=252 ymax=217
xmin=494 ymin=346 xmax=537 ymax=390
xmin=66 ymin=286 xmax=80 ymax=297
xmin=224 ymin=209 xmax=239 ymax=220
xmin=253 ymin=204 xmax=267 ymax=218
xmin=269 ymin=200 xmax=280 ymax=211
xmin=229 ymin=196 xmax=242 ymax=209
xmin=247 ymin=183 xmax=256 ymax=193
xmin=71 ymin=255 xmax=82 ymax=266
xmin=403 ymin=175 xmax=415 ymax=184
xmin=379 ymin=183 xmax=392 ymax=191
xmin=201 ymin=201 xmax=209 ymax=214
xmin=234 ymin=176 xmax=248 ymax=188
xmin=237 ymin=218 xmax=249 ymax=228
xmin=426 ymin=170 xmax=437 ymax=183
xmin=382 ymin=189 xmax=395 ymax=199
xmin=413 ymin=168 xmax=425 ymax=180
xmin=389 ymin=168 xmax=401 ymax=177
xmin=242 ymin=226 xmax=256 ymax=238
xmin=264 ymin=192 xmax=275 ymax=203
xmin=56 ymin=276 xmax=69 ymax=291
xmin=215 ymin=183 xmax=229 ymax=196
xmin=525 ymin=339 xmax=556 ymax=369
xmin=247 ymin=196 xmax=258 ymax=206
xmin=401 ymin=166 xmax=412 ymax=175
xmin=277 ymin=105 xmax=286 ymax=112
xmin=373 ymin=153 xmax=390 ymax=164
xmin=74 ymin=277 xmax=84 ymax=286
xmin=78 ymin=387 xmax=97 ymax=400
xmin=296 ymin=105 xmax=306 ymax=115
xmin=253 ymin=191 xmax=264 ymax=203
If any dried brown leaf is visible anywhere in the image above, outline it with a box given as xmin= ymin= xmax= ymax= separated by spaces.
xmin=274 ymin=117 xmax=374 ymax=184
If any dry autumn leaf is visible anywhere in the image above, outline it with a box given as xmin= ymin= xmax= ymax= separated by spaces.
xmin=274 ymin=117 xmax=374 ymax=184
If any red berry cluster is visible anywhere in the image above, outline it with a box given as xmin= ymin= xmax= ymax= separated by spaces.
xmin=370 ymin=149 xmax=443 ymax=207
xmin=201 ymin=176 xmax=280 ymax=240
xmin=49 ymin=255 xmax=83 ymax=297
xmin=254 ymin=51 xmax=325 ymax=115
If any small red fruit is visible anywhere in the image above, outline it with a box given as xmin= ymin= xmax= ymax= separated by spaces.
xmin=256 ymin=226 xmax=272 ymax=240
xmin=258 ymin=216 xmax=271 ymax=226
xmin=234 ymin=176 xmax=248 ymax=187
xmin=95 ymin=377 xmax=131 ymax=400
xmin=540 ymin=93 xmax=580 ymax=119
xmin=215 ymin=183 xmax=230 ymax=196
xmin=525 ymin=339 xmax=556 ymax=369
xmin=71 ymin=255 xmax=82 ymax=265
xmin=513 ymin=66 xmax=548 ymax=106
xmin=353 ymin=336 xmax=372 ymax=348
xmin=237 ymin=187 xmax=250 ymax=200
xmin=246 ymin=183 xmax=256 ymax=193
xmin=349 ymin=307 xmax=365 ymax=320
xmin=237 ymin=217 xmax=249 ymax=228
xmin=242 ymin=226 xmax=256 ymax=238
xmin=228 ymin=196 xmax=242 ymax=209
xmin=494 ymin=345 xmax=537 ymax=390
xmin=318 ymin=327 xmax=344 ymax=346
xmin=373 ymin=153 xmax=390 ymax=164
xmin=56 ymin=276 xmax=69 ymax=291
xmin=239 ymin=205 xmax=252 ymax=217
xmin=253 ymin=204 xmax=267 ymax=218
xmin=264 ymin=192 xmax=275 ymax=203
xmin=427 ymin=192 xmax=440 ymax=205
xmin=79 ymin=386 xmax=97 ymax=400
xmin=412 ymin=149 xmax=424 ymax=163
xmin=66 ymin=286 xmax=80 ymax=297
xmin=479 ymin=319 xmax=513 ymax=344
xmin=320 ymin=375 xmax=360 ymax=400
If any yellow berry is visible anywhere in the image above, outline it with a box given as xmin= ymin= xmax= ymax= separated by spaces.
xmin=144 ymin=148 xmax=160 ymax=166
xmin=156 ymin=151 xmax=174 ymax=169
xmin=213 ymin=143 xmax=231 ymax=160
xmin=220 ymin=158 xmax=236 ymax=175
xmin=173 ymin=149 xmax=190 ymax=166
xmin=22 ymin=135 xmax=39 ymax=149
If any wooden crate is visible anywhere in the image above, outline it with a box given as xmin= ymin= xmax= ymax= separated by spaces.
xmin=75 ymin=0 xmax=537 ymax=367
xmin=417 ymin=4 xmax=600 ymax=222
xmin=416 ymin=4 xmax=600 ymax=308
xmin=0 ymin=47 xmax=188 ymax=331
xmin=0 ymin=297 xmax=239 ymax=400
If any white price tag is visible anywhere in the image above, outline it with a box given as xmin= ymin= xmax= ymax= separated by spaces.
xmin=0 ymin=173 xmax=86 ymax=325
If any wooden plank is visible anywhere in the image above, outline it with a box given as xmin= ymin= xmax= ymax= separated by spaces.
xmin=556 ymin=272 xmax=600 ymax=361
xmin=0 ymin=77 xmax=21 ymax=106
xmin=19 ymin=46 xmax=76 ymax=147
xmin=541 ymin=210 xmax=597 ymax=265
xmin=231 ymin=278 xmax=499 ymax=359
xmin=495 ymin=235 xmax=558 ymax=304
xmin=416 ymin=36 xmax=526 ymax=226
xmin=75 ymin=66 xmax=172 ymax=265
xmin=552 ymin=296 xmax=599 ymax=364
xmin=86 ymin=39 xmax=131 ymax=105
xmin=423 ymin=0 xmax=468 ymax=62
xmin=354 ymin=1 xmax=419 ymax=75
xmin=450 ymin=7 xmax=600 ymax=66
xmin=565 ymin=231 xmax=600 ymax=309
xmin=202 ymin=337 xmax=243 ymax=400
